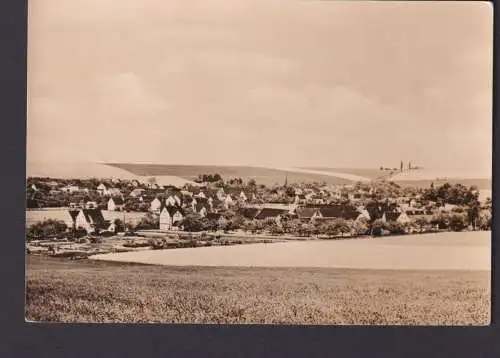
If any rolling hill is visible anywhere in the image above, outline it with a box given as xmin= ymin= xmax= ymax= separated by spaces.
xmin=27 ymin=161 xmax=492 ymax=190
xmin=26 ymin=161 xmax=198 ymax=187
xmin=106 ymin=163 xmax=359 ymax=186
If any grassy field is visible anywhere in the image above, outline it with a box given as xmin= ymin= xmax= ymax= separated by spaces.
xmin=107 ymin=163 xmax=354 ymax=186
xmin=26 ymin=255 xmax=490 ymax=325
xmin=90 ymin=231 xmax=491 ymax=271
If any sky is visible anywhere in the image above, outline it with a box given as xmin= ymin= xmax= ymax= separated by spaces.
xmin=27 ymin=0 xmax=493 ymax=174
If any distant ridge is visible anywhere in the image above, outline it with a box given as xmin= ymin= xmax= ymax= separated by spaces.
xmin=106 ymin=163 xmax=357 ymax=186
xmin=26 ymin=161 xmax=197 ymax=187
xmin=27 ymin=161 xmax=141 ymax=180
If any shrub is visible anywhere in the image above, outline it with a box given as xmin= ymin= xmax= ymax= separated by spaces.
xmin=27 ymin=219 xmax=68 ymax=240
xmin=135 ymin=213 xmax=159 ymax=230
xmin=449 ymin=213 xmax=468 ymax=232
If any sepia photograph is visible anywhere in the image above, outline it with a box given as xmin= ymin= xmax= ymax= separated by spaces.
xmin=26 ymin=0 xmax=492 ymax=325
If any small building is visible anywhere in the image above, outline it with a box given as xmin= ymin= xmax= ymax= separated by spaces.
xmin=69 ymin=208 xmax=107 ymax=234
xmin=296 ymin=207 xmax=317 ymax=222
xmin=97 ymin=183 xmax=107 ymax=196
xmin=150 ymin=197 xmax=163 ymax=213
xmin=224 ymin=194 xmax=234 ymax=209
xmin=216 ymin=188 xmax=226 ymax=201
xmin=166 ymin=195 xmax=182 ymax=207
xmin=382 ymin=212 xmax=411 ymax=225
xmin=159 ymin=205 xmax=184 ymax=231
xmin=254 ymin=208 xmax=289 ymax=220
xmin=107 ymin=196 xmax=125 ymax=211
xmin=195 ymin=202 xmax=209 ymax=218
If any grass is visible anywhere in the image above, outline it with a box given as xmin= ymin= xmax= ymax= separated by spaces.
xmin=26 ymin=255 xmax=490 ymax=325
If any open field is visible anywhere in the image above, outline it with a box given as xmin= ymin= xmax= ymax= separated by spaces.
xmin=25 ymin=255 xmax=490 ymax=324
xmin=107 ymin=163 xmax=356 ymax=186
xmin=91 ymin=231 xmax=491 ymax=271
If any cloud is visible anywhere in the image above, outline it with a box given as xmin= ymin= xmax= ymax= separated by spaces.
xmin=93 ymin=72 xmax=170 ymax=118
xmin=27 ymin=0 xmax=492 ymax=171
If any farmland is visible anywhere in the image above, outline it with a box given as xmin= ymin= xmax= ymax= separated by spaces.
xmin=107 ymin=163 xmax=355 ymax=186
xmin=90 ymin=231 xmax=491 ymax=270
xmin=26 ymin=255 xmax=490 ymax=325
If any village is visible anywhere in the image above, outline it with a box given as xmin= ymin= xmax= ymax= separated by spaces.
xmin=25 ymin=165 xmax=492 ymax=258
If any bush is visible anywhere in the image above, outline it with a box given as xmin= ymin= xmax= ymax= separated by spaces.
xmin=449 ymin=213 xmax=468 ymax=232
xmin=386 ymin=222 xmax=408 ymax=235
xmin=123 ymin=240 xmax=150 ymax=248
xmin=135 ymin=213 xmax=159 ymax=230
xmin=27 ymin=219 xmax=68 ymax=240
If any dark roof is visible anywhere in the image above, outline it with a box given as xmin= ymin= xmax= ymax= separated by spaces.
xmin=384 ymin=212 xmax=401 ymax=222
xmin=255 ymin=208 xmax=288 ymax=220
xmin=317 ymin=206 xmax=343 ymax=218
xmin=206 ymin=213 xmax=222 ymax=221
xmin=211 ymin=198 xmax=223 ymax=207
xmin=296 ymin=207 xmax=316 ymax=219
xmin=160 ymin=204 xmax=184 ymax=216
xmin=196 ymin=202 xmax=209 ymax=212
xmin=343 ymin=210 xmax=361 ymax=220
xmin=238 ymin=207 xmax=260 ymax=219
xmin=81 ymin=209 xmax=106 ymax=228
xmin=110 ymin=196 xmax=124 ymax=205
xmin=196 ymin=197 xmax=209 ymax=204
xmin=68 ymin=210 xmax=80 ymax=222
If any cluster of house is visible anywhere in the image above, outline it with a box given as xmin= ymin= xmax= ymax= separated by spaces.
xmin=31 ymin=177 xmax=488 ymax=235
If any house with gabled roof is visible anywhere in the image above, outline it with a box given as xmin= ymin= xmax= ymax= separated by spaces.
xmin=107 ymin=196 xmax=125 ymax=211
xmin=195 ymin=202 xmax=210 ymax=218
xmin=97 ymin=183 xmax=107 ymax=196
xmin=216 ymin=188 xmax=226 ymax=201
xmin=296 ymin=207 xmax=317 ymax=221
xmin=382 ymin=211 xmax=411 ymax=225
xmin=254 ymin=208 xmax=289 ymax=220
xmin=159 ymin=205 xmax=184 ymax=231
xmin=165 ymin=194 xmax=181 ymax=207
xmin=150 ymin=197 xmax=163 ymax=213
xmin=69 ymin=208 xmax=107 ymax=234
xmin=224 ymin=194 xmax=235 ymax=209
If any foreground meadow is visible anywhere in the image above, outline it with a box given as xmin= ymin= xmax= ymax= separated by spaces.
xmin=26 ymin=256 xmax=490 ymax=325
